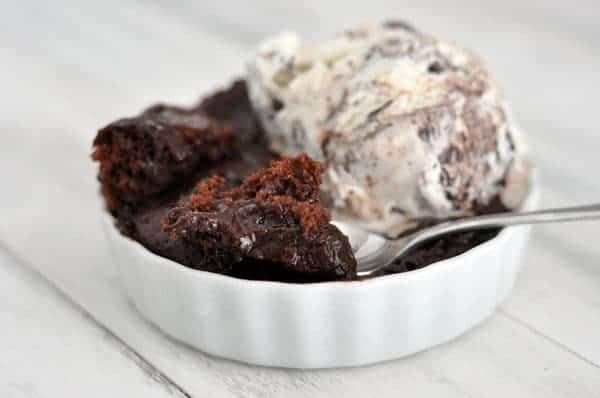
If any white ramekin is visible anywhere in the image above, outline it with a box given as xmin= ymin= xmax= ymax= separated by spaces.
xmin=102 ymin=187 xmax=536 ymax=369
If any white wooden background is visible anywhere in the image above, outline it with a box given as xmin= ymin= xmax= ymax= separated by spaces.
xmin=1 ymin=1 xmax=600 ymax=396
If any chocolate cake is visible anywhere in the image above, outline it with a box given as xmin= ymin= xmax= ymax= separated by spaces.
xmin=92 ymin=81 xmax=257 ymax=215
xmin=93 ymin=80 xmax=504 ymax=282
xmin=163 ymin=154 xmax=356 ymax=280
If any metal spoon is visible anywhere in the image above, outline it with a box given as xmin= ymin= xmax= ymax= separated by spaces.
xmin=333 ymin=204 xmax=600 ymax=277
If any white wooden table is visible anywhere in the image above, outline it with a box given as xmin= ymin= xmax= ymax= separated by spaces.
xmin=1 ymin=1 xmax=600 ymax=396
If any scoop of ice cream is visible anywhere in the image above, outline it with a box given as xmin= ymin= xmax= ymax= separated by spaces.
xmin=246 ymin=21 xmax=530 ymax=233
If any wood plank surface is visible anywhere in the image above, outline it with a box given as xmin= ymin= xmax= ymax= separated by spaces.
xmin=0 ymin=246 xmax=188 ymax=398
xmin=1 ymin=0 xmax=600 ymax=396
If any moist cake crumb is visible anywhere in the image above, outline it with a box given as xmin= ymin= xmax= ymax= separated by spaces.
xmin=183 ymin=154 xmax=329 ymax=235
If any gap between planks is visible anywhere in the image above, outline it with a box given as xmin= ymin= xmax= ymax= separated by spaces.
xmin=498 ymin=310 xmax=600 ymax=370
xmin=0 ymin=240 xmax=193 ymax=398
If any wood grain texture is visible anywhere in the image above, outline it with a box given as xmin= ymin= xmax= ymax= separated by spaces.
xmin=0 ymin=246 xmax=189 ymax=398
xmin=1 ymin=0 xmax=600 ymax=396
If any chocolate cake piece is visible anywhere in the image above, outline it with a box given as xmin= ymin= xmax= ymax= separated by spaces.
xmin=163 ymin=154 xmax=357 ymax=281
xmin=92 ymin=105 xmax=234 ymax=211
xmin=91 ymin=80 xmax=265 ymax=214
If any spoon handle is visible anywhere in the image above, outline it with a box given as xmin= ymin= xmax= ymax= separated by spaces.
xmin=422 ymin=203 xmax=600 ymax=239
xmin=358 ymin=204 xmax=600 ymax=277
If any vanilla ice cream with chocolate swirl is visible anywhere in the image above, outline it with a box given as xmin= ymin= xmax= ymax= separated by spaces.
xmin=246 ymin=21 xmax=531 ymax=234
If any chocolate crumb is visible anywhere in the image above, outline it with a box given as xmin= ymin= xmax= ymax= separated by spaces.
xmin=367 ymin=100 xmax=393 ymax=120
xmin=427 ymin=61 xmax=444 ymax=74
xmin=383 ymin=20 xmax=417 ymax=32
xmin=271 ymin=97 xmax=284 ymax=112
xmin=418 ymin=126 xmax=433 ymax=141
